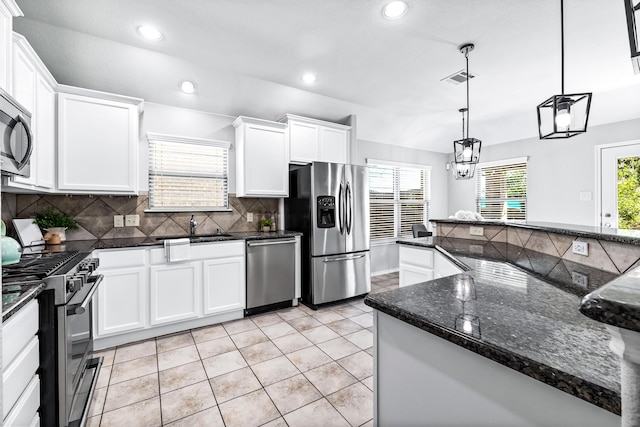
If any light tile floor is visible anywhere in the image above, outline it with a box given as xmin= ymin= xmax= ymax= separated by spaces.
xmin=88 ymin=273 xmax=398 ymax=427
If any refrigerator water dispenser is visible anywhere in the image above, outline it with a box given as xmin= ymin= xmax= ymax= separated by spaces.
xmin=317 ymin=196 xmax=336 ymax=228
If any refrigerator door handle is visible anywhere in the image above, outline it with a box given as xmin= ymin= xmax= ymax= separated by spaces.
xmin=346 ymin=181 xmax=352 ymax=234
xmin=323 ymin=253 xmax=366 ymax=262
xmin=338 ymin=182 xmax=345 ymax=234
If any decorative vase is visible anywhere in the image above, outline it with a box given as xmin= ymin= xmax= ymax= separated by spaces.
xmin=262 ymin=226 xmax=271 ymax=233
xmin=45 ymin=227 xmax=68 ymax=242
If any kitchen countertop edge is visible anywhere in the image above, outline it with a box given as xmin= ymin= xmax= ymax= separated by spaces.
xmin=2 ymin=282 xmax=46 ymax=322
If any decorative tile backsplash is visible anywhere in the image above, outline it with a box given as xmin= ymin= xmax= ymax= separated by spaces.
xmin=1 ymin=192 xmax=279 ymax=240
xmin=436 ymin=223 xmax=640 ymax=275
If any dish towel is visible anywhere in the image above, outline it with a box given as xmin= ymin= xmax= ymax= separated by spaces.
xmin=164 ymin=238 xmax=191 ymax=263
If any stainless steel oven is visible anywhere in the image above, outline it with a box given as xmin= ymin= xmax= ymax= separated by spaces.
xmin=0 ymin=87 xmax=33 ymax=177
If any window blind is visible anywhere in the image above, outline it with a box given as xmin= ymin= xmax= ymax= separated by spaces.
xmin=368 ymin=162 xmax=430 ymax=240
xmin=148 ymin=134 xmax=230 ymax=211
xmin=476 ymin=160 xmax=527 ymax=221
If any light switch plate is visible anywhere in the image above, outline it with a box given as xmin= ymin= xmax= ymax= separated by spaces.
xmin=469 ymin=226 xmax=484 ymax=236
xmin=247 ymin=212 xmax=253 ymax=222
xmin=114 ymin=215 xmax=124 ymax=228
xmin=572 ymin=241 xmax=589 ymax=256
xmin=125 ymin=214 xmax=140 ymax=227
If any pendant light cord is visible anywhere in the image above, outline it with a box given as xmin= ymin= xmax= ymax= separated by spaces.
xmin=560 ymin=0 xmax=565 ymax=94
xmin=465 ymin=49 xmax=470 ymax=139
xmin=461 ymin=109 xmax=466 ymax=139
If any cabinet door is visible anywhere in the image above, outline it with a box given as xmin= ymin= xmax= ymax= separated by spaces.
xmin=34 ymin=74 xmax=55 ymax=189
xmin=319 ymin=127 xmax=349 ymax=164
xmin=96 ymin=267 xmax=147 ymax=336
xmin=289 ymin=121 xmax=319 ymax=164
xmin=399 ymin=264 xmax=434 ymax=288
xmin=202 ymin=256 xmax=245 ymax=315
xmin=0 ymin=3 xmax=11 ymax=92
xmin=58 ymin=93 xmax=138 ymax=194
xmin=434 ymin=252 xmax=463 ymax=279
xmin=11 ymin=42 xmax=37 ymax=186
xmin=241 ymin=123 xmax=289 ymax=197
xmin=149 ymin=262 xmax=200 ymax=325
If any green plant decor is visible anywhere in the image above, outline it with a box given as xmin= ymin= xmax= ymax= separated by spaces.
xmin=258 ymin=218 xmax=273 ymax=229
xmin=32 ymin=207 xmax=79 ymax=230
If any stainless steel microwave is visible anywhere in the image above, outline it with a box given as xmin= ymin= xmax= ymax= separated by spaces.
xmin=0 ymin=87 xmax=32 ymax=177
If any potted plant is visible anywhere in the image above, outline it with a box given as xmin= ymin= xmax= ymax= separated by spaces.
xmin=258 ymin=217 xmax=273 ymax=232
xmin=32 ymin=207 xmax=79 ymax=242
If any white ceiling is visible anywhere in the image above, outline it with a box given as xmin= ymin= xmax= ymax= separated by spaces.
xmin=12 ymin=0 xmax=640 ymax=153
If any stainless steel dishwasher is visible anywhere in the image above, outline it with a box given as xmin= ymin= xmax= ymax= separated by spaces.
xmin=245 ymin=238 xmax=296 ymax=315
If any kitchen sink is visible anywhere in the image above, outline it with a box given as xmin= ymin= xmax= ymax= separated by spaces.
xmin=155 ymin=233 xmax=234 ymax=240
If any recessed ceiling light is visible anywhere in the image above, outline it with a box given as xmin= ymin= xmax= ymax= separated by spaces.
xmin=382 ymin=1 xmax=408 ymax=19
xmin=301 ymin=73 xmax=317 ymax=84
xmin=137 ymin=25 xmax=163 ymax=41
xmin=179 ymin=80 xmax=197 ymax=94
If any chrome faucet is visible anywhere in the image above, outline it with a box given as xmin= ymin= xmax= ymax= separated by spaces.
xmin=190 ymin=215 xmax=197 ymax=236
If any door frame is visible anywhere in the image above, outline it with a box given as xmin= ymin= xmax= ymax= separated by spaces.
xmin=595 ymin=139 xmax=640 ymax=227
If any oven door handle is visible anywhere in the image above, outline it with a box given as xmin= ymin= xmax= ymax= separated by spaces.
xmin=68 ymin=275 xmax=103 ymax=315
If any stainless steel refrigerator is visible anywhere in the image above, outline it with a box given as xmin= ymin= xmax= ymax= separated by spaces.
xmin=285 ymin=162 xmax=371 ymax=307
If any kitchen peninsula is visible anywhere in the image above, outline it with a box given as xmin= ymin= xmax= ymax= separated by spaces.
xmin=364 ymin=220 xmax=640 ymax=426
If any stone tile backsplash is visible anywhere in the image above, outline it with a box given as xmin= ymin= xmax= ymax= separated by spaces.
xmin=436 ymin=223 xmax=640 ymax=275
xmin=1 ymin=192 xmax=279 ymax=241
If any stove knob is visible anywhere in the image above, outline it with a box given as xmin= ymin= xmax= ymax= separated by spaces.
xmin=67 ymin=276 xmax=83 ymax=293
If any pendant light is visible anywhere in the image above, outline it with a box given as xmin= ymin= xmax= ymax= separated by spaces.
xmin=453 ymin=44 xmax=481 ymax=168
xmin=451 ymin=107 xmax=478 ymax=180
xmin=536 ymin=0 xmax=592 ymax=139
xmin=450 ymin=160 xmax=477 ymax=180
xmin=624 ymin=0 xmax=640 ymax=73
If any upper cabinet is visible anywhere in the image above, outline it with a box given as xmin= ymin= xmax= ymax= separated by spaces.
xmin=281 ymin=114 xmax=351 ymax=165
xmin=0 ymin=0 xmax=21 ymax=92
xmin=57 ymin=86 xmax=142 ymax=195
xmin=233 ymin=116 xmax=289 ymax=198
xmin=6 ymin=34 xmax=56 ymax=191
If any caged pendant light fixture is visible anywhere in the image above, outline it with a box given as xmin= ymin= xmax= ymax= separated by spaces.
xmin=624 ymin=0 xmax=640 ymax=74
xmin=536 ymin=0 xmax=592 ymax=139
xmin=453 ymin=43 xmax=481 ymax=174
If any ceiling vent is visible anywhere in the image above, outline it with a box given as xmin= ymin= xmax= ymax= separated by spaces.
xmin=441 ymin=69 xmax=476 ymax=85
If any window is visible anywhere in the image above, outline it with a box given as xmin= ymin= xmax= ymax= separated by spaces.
xmin=476 ymin=158 xmax=527 ymax=221
xmin=147 ymin=133 xmax=230 ymax=211
xmin=368 ymin=161 xmax=431 ymax=240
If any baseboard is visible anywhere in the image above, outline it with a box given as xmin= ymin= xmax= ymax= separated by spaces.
xmin=371 ymin=268 xmax=399 ymax=277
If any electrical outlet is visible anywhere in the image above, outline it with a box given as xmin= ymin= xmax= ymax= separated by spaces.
xmin=114 ymin=215 xmax=124 ymax=228
xmin=125 ymin=214 xmax=140 ymax=227
xmin=247 ymin=212 xmax=253 ymax=222
xmin=469 ymin=226 xmax=484 ymax=236
xmin=572 ymin=241 xmax=589 ymax=256
xmin=571 ymin=271 xmax=588 ymax=288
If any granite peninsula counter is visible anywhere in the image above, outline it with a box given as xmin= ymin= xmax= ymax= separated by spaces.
xmin=365 ymin=236 xmax=622 ymax=426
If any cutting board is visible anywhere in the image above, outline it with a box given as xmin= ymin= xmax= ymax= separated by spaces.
xmin=12 ymin=218 xmax=45 ymax=247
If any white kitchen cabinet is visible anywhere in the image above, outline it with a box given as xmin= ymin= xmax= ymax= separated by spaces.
xmin=0 ymin=0 xmax=21 ymax=92
xmin=203 ymin=256 xmax=245 ymax=315
xmin=95 ymin=266 xmax=147 ymax=336
xmin=57 ymin=86 xmax=142 ymax=195
xmin=399 ymin=245 xmax=462 ymax=287
xmin=233 ymin=116 xmax=289 ymax=197
xmin=6 ymin=34 xmax=57 ymax=192
xmin=281 ymin=114 xmax=350 ymax=164
xmin=2 ymin=299 xmax=39 ymax=426
xmin=150 ymin=262 xmax=201 ymax=325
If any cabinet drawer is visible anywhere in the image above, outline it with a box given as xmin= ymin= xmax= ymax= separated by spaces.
xmin=3 ymin=374 xmax=39 ymax=427
xmin=97 ymin=248 xmax=146 ymax=268
xmin=3 ymin=336 xmax=39 ymax=417
xmin=2 ymin=300 xmax=38 ymax=367
xmin=399 ymin=246 xmax=434 ymax=269
xmin=150 ymin=241 xmax=244 ymax=264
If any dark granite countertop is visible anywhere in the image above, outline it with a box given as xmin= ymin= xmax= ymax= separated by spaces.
xmin=430 ymin=218 xmax=640 ymax=246
xmin=368 ymin=236 xmax=621 ymax=414
xmin=2 ymin=281 xmax=46 ymax=322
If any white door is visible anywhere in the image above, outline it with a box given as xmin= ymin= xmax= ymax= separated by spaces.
xmin=599 ymin=142 xmax=640 ymax=229
xmin=149 ymin=262 xmax=200 ymax=325
xmin=202 ymin=257 xmax=245 ymax=315
xmin=95 ymin=267 xmax=147 ymax=337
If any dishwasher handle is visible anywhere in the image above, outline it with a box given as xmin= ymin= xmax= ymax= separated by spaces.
xmin=247 ymin=239 xmax=296 ymax=247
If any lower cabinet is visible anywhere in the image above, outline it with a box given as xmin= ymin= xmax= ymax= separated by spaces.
xmin=93 ymin=241 xmax=246 ymax=348
xmin=399 ymin=245 xmax=463 ymax=287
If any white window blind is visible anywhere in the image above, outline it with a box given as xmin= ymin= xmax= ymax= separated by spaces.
xmin=368 ymin=162 xmax=430 ymax=240
xmin=476 ymin=160 xmax=527 ymax=221
xmin=148 ymin=133 xmax=230 ymax=211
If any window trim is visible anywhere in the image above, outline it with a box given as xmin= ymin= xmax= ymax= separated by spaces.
xmin=367 ymin=159 xmax=431 ymax=241
xmin=146 ymin=132 xmax=232 ymax=213
xmin=475 ymin=157 xmax=528 ymax=222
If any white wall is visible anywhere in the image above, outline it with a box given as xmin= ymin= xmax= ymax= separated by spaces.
xmin=354 ymin=139 xmax=450 ymax=274
xmin=138 ymin=102 xmax=237 ymax=192
xmin=448 ymin=118 xmax=640 ymax=226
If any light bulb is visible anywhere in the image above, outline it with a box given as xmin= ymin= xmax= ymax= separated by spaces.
xmin=302 ymin=73 xmax=317 ymax=84
xmin=555 ymin=109 xmax=571 ymax=128
xmin=463 ymin=146 xmax=473 ymax=162
xmin=463 ymin=320 xmax=473 ymax=334
xmin=382 ymin=1 xmax=408 ymax=19
xmin=179 ymin=80 xmax=197 ymax=94
xmin=137 ymin=25 xmax=163 ymax=41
